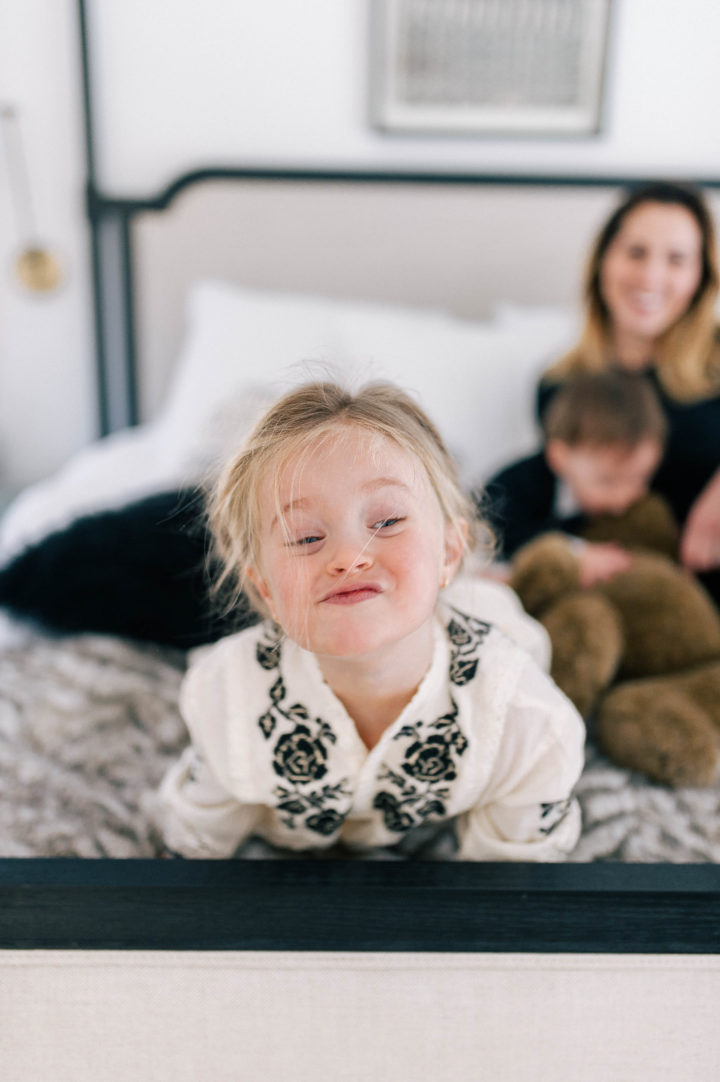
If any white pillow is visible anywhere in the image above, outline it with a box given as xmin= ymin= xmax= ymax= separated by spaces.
xmin=153 ymin=282 xmax=460 ymax=458
xmin=0 ymin=284 xmax=577 ymax=557
xmin=327 ymin=306 xmax=566 ymax=484
xmin=156 ymin=281 xmax=577 ymax=484
xmin=493 ymin=301 xmax=581 ymax=333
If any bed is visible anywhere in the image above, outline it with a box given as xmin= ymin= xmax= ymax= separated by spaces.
xmin=1 ymin=0 xmax=719 ymax=978
xmin=4 ymin=268 xmax=720 ymax=1082
xmin=2 ymin=281 xmax=720 ymax=951
xmin=4 ymin=6 xmax=720 ymax=1080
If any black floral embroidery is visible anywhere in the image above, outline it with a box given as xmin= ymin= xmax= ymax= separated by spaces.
xmin=258 ymin=711 xmax=275 ymax=739
xmin=403 ymin=733 xmax=458 ymax=783
xmin=447 ymin=608 xmax=490 ymax=686
xmin=272 ymin=780 xmax=352 ymax=834
xmin=254 ymin=610 xmax=490 ymax=840
xmin=273 ymin=724 xmax=329 ymax=783
xmin=305 ymin=809 xmax=345 ymax=836
xmin=372 ymin=610 xmax=487 ymax=835
xmin=372 ymin=792 xmax=415 ymax=833
xmin=540 ymin=799 xmax=573 ymax=835
xmin=255 ymin=624 xmax=350 ymax=837
xmin=274 ymin=798 xmax=306 ymax=816
xmin=373 ymin=701 xmax=467 ymax=833
xmin=256 ymin=623 xmax=283 ymax=671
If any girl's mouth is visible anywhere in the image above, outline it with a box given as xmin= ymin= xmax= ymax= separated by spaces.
xmin=321 ymin=585 xmax=381 ymax=605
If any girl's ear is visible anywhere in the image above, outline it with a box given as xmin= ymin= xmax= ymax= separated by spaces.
xmin=442 ymin=517 xmax=468 ymax=584
xmin=245 ymin=565 xmax=272 ymax=607
xmin=245 ymin=565 xmax=279 ymax=622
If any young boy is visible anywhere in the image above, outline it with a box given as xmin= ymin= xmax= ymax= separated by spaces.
xmin=484 ymin=371 xmax=667 ymax=587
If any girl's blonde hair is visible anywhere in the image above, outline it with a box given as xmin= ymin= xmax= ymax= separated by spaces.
xmin=210 ymin=380 xmax=487 ymax=617
xmin=546 ymin=182 xmax=720 ymax=401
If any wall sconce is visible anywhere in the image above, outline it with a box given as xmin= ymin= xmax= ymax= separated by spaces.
xmin=0 ymin=103 xmax=63 ymax=294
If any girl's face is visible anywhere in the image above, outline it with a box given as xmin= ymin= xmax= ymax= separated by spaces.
xmin=599 ymin=202 xmax=703 ymax=356
xmin=247 ymin=426 xmax=465 ymax=663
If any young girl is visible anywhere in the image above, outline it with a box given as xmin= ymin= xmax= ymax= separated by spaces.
xmin=157 ymin=381 xmax=584 ymax=860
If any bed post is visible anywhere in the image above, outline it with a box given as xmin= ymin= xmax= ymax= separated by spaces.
xmin=77 ymin=0 xmax=139 ymax=435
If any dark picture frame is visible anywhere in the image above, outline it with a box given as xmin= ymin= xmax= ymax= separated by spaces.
xmin=2 ymin=859 xmax=719 ymax=952
xmin=2 ymin=1 xmax=716 ymax=956
xmin=370 ymin=0 xmax=613 ymax=138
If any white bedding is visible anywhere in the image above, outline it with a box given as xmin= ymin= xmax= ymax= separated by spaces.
xmin=2 ymin=285 xmax=719 ymax=864
xmin=2 ymin=623 xmax=719 ymax=862
xmin=0 ymin=284 xmax=577 ymax=558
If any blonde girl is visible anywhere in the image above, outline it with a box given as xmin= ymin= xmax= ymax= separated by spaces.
xmin=158 ymin=381 xmax=583 ymax=860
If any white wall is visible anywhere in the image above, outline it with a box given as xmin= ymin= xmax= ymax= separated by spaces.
xmin=90 ymin=0 xmax=720 ymax=190
xmin=2 ymin=0 xmax=720 ymax=488
xmin=0 ymin=0 xmax=94 ymax=489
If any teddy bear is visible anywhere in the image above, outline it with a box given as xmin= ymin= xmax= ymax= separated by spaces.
xmin=508 ymin=494 xmax=720 ymax=787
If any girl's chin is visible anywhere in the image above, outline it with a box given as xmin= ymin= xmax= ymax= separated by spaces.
xmin=285 ymin=624 xmax=382 ymax=658
xmin=309 ymin=635 xmax=390 ymax=660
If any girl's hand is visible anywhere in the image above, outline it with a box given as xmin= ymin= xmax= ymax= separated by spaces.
xmin=577 ymin=541 xmax=633 ymax=588
xmin=680 ymin=469 xmax=720 ymax=571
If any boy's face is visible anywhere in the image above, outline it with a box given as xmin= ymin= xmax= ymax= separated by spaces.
xmin=546 ymin=437 xmax=663 ymax=516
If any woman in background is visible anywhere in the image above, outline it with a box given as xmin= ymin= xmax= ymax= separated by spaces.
xmin=538 ymin=181 xmax=720 ymax=595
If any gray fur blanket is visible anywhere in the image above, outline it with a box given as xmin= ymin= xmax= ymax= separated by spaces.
xmin=1 ymin=626 xmax=719 ymax=861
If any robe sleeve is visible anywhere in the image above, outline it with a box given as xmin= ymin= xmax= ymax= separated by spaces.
xmin=155 ymin=640 xmax=261 ymax=858
xmin=455 ymin=658 xmax=584 ymax=862
xmin=157 ymin=745 xmax=260 ymax=858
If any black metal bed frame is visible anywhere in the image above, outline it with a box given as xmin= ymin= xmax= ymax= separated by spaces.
xmin=0 ymin=0 xmax=718 ymax=953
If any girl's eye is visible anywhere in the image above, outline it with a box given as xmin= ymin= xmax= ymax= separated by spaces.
xmin=289 ymin=534 xmax=323 ymax=547
xmin=371 ymin=517 xmax=404 ymax=531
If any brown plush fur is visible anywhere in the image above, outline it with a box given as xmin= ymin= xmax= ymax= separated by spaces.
xmin=580 ymin=492 xmax=680 ymax=560
xmin=509 ymin=494 xmax=720 ymax=787
xmin=598 ymin=664 xmax=720 ymax=788
xmin=540 ymin=592 xmax=624 ymax=720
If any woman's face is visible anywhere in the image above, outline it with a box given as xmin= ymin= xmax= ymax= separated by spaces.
xmin=599 ymin=202 xmax=704 ymax=356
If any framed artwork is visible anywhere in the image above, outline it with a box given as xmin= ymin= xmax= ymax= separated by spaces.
xmin=370 ymin=0 xmax=612 ymax=137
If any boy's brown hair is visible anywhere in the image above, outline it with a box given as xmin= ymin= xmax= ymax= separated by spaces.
xmin=542 ymin=371 xmax=667 ymax=450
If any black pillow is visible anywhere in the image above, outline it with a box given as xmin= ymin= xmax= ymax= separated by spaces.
xmin=0 ymin=489 xmax=257 ymax=648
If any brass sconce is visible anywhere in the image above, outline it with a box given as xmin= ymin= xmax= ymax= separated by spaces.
xmin=1 ymin=103 xmax=63 ymax=294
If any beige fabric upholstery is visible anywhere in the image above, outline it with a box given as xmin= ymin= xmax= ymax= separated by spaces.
xmin=1 ymin=950 xmax=718 ymax=1081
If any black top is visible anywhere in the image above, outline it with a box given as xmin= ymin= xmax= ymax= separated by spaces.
xmin=485 ymin=365 xmax=720 ymax=562
xmin=532 ymin=367 xmax=720 ymax=604
xmin=537 ymin=368 xmax=720 ymax=526
xmin=483 ymin=451 xmax=587 ymax=560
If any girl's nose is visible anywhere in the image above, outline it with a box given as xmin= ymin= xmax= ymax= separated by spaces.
xmin=326 ymin=535 xmax=373 ymax=576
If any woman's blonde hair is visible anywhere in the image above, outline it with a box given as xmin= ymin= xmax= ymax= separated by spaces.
xmin=546 ymin=181 xmax=720 ymax=401
xmin=210 ymin=380 xmax=487 ymax=616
